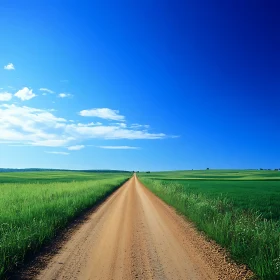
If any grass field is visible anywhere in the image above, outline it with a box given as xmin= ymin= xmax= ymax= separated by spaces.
xmin=0 ymin=170 xmax=130 ymax=184
xmin=139 ymin=170 xmax=280 ymax=279
xmin=0 ymin=171 xmax=130 ymax=278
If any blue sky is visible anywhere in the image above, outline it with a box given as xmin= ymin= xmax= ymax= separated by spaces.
xmin=0 ymin=1 xmax=279 ymax=171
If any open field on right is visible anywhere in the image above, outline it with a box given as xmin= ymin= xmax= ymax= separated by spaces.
xmin=139 ymin=170 xmax=280 ymax=279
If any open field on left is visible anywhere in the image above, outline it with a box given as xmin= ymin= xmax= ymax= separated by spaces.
xmin=0 ymin=171 xmax=130 ymax=278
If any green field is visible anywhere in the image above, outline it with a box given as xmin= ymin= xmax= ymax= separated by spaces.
xmin=139 ymin=170 xmax=280 ymax=280
xmin=0 ymin=170 xmax=130 ymax=184
xmin=0 ymin=171 xmax=130 ymax=278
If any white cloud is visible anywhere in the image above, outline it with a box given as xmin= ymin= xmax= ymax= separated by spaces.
xmin=130 ymin=124 xmax=150 ymax=129
xmin=67 ymin=145 xmax=85 ymax=150
xmin=98 ymin=146 xmax=140 ymax=150
xmin=65 ymin=123 xmax=165 ymax=140
xmin=76 ymin=122 xmax=102 ymax=127
xmin=40 ymin=88 xmax=54 ymax=94
xmin=0 ymin=104 xmax=68 ymax=146
xmin=115 ymin=123 xmax=127 ymax=128
xmin=32 ymin=139 xmax=73 ymax=147
xmin=4 ymin=63 xmax=15 ymax=70
xmin=89 ymin=122 xmax=102 ymax=126
xmin=58 ymin=93 xmax=72 ymax=98
xmin=0 ymin=104 xmax=168 ymax=147
xmin=79 ymin=108 xmax=125 ymax=121
xmin=15 ymin=87 xmax=36 ymax=101
xmin=0 ymin=92 xmax=13 ymax=101
xmin=45 ymin=151 xmax=69 ymax=155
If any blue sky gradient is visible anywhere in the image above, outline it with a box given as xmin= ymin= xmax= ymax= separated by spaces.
xmin=0 ymin=1 xmax=279 ymax=170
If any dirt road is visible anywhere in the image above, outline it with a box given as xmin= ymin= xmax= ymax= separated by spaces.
xmin=35 ymin=175 xmax=252 ymax=280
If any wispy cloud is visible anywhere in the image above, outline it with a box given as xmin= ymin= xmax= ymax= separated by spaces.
xmin=130 ymin=124 xmax=150 ymax=129
xmin=115 ymin=123 xmax=127 ymax=128
xmin=45 ymin=151 xmax=69 ymax=155
xmin=0 ymin=92 xmax=13 ymax=101
xmin=4 ymin=63 xmax=15 ymax=70
xmin=79 ymin=108 xmax=125 ymax=121
xmin=40 ymin=88 xmax=55 ymax=94
xmin=0 ymin=104 xmax=168 ymax=147
xmin=0 ymin=104 xmax=68 ymax=146
xmin=66 ymin=123 xmax=165 ymax=140
xmin=58 ymin=93 xmax=72 ymax=98
xmin=15 ymin=87 xmax=36 ymax=101
xmin=98 ymin=146 xmax=140 ymax=150
xmin=67 ymin=145 xmax=85 ymax=150
xmin=8 ymin=144 xmax=31 ymax=147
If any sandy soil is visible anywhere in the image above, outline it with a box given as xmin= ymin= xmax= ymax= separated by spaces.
xmin=34 ymin=175 xmax=253 ymax=280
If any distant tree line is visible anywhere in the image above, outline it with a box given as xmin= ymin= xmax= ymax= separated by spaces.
xmin=259 ymin=168 xmax=279 ymax=171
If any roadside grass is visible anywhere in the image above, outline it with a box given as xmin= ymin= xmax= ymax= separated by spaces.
xmin=139 ymin=170 xmax=280 ymax=280
xmin=0 ymin=172 xmax=130 ymax=278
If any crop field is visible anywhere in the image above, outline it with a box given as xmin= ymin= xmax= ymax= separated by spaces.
xmin=139 ymin=170 xmax=280 ymax=279
xmin=0 ymin=171 xmax=130 ymax=277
